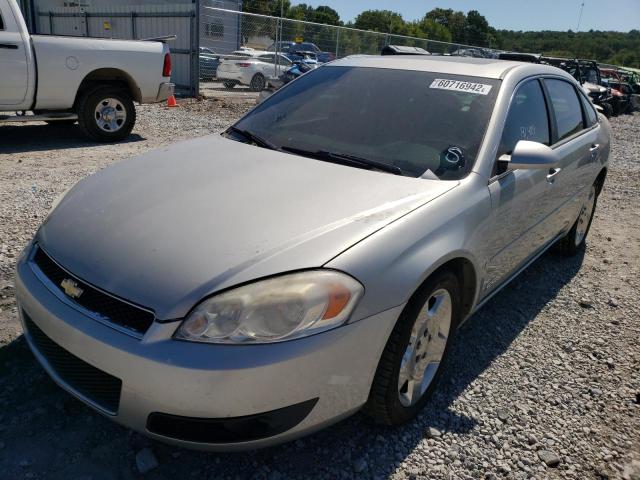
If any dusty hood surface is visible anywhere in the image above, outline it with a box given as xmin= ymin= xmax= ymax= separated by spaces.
xmin=38 ymin=135 xmax=456 ymax=319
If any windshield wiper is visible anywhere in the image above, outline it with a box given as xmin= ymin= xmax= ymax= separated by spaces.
xmin=226 ymin=126 xmax=280 ymax=151
xmin=281 ymin=146 xmax=403 ymax=175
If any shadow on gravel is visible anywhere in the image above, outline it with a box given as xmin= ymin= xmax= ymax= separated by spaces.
xmin=0 ymin=248 xmax=584 ymax=479
xmin=0 ymin=124 xmax=144 ymax=154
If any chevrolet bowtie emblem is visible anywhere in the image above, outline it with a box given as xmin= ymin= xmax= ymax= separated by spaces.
xmin=60 ymin=278 xmax=83 ymax=299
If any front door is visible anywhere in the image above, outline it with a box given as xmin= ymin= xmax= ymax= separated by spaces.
xmin=0 ymin=6 xmax=29 ymax=107
xmin=482 ymin=78 xmax=556 ymax=295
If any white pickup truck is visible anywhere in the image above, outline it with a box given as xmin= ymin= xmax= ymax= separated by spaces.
xmin=0 ymin=0 xmax=173 ymax=141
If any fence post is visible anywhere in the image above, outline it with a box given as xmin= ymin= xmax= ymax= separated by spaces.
xmin=130 ymin=11 xmax=136 ymax=39
xmin=48 ymin=11 xmax=53 ymax=34
xmin=84 ymin=11 xmax=89 ymax=36
xmin=274 ymin=17 xmax=280 ymax=76
xmin=335 ymin=28 xmax=340 ymax=58
xmin=192 ymin=3 xmax=200 ymax=97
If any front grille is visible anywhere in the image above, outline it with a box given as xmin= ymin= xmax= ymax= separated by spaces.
xmin=32 ymin=246 xmax=155 ymax=336
xmin=24 ymin=313 xmax=122 ymax=414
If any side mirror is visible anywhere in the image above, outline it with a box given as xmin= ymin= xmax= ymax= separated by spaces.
xmin=500 ymin=140 xmax=560 ymax=171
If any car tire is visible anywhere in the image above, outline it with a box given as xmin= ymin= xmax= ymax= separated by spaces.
xmin=250 ymin=73 xmax=266 ymax=92
xmin=601 ymin=103 xmax=613 ymax=118
xmin=559 ymin=182 xmax=599 ymax=256
xmin=223 ymin=81 xmax=236 ymax=89
xmin=365 ymin=270 xmax=461 ymax=426
xmin=77 ymin=85 xmax=135 ymax=142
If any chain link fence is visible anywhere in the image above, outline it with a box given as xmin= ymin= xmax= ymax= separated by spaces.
xmin=199 ymin=7 xmax=500 ymax=87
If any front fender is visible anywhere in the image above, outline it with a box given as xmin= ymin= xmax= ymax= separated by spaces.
xmin=326 ymin=174 xmax=490 ymax=322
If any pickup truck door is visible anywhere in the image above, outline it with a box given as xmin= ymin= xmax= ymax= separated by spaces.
xmin=482 ymin=78 xmax=556 ymax=295
xmin=0 ymin=4 xmax=30 ymax=106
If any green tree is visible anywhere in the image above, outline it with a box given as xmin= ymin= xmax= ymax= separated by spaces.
xmin=425 ymin=8 xmax=467 ymax=43
xmin=354 ymin=10 xmax=406 ymax=34
xmin=465 ymin=10 xmax=490 ymax=46
xmin=313 ymin=6 xmax=341 ymax=26
xmin=418 ymin=18 xmax=452 ymax=43
xmin=243 ymin=0 xmax=291 ymax=17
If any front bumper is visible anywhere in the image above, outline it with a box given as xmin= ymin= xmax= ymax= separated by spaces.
xmin=15 ymin=257 xmax=401 ymax=451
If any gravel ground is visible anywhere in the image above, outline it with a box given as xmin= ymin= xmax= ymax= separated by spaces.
xmin=0 ymin=102 xmax=638 ymax=480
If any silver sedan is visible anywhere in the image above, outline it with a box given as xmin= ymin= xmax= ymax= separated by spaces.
xmin=16 ymin=55 xmax=610 ymax=450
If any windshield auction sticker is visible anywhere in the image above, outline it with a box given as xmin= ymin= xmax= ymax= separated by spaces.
xmin=429 ymin=79 xmax=492 ymax=95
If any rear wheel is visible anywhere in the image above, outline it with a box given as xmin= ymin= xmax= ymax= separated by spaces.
xmin=77 ymin=85 xmax=135 ymax=142
xmin=559 ymin=183 xmax=598 ymax=256
xmin=250 ymin=73 xmax=266 ymax=92
xmin=223 ymin=81 xmax=236 ymax=89
xmin=366 ymin=270 xmax=461 ymax=425
xmin=601 ymin=102 xmax=613 ymax=118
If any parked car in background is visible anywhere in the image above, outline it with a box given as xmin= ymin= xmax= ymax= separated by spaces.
xmin=0 ymin=0 xmax=173 ymax=141
xmin=199 ymin=47 xmax=220 ymax=81
xmin=545 ymin=58 xmax=615 ymax=117
xmin=217 ymin=52 xmax=293 ymax=91
xmin=497 ymin=53 xmax=616 ymax=117
xmin=601 ymin=79 xmax=634 ymax=114
xmin=268 ymin=41 xmax=335 ymax=63
xmin=17 ymin=55 xmax=610 ymax=451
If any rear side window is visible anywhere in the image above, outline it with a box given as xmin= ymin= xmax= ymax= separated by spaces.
xmin=258 ymin=54 xmax=274 ymax=64
xmin=579 ymin=92 xmax=598 ymax=127
xmin=544 ymin=79 xmax=584 ymax=142
xmin=0 ymin=13 xmax=4 ymax=30
xmin=499 ymin=79 xmax=550 ymax=158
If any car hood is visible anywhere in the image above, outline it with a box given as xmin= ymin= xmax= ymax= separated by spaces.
xmin=37 ymin=135 xmax=456 ymax=319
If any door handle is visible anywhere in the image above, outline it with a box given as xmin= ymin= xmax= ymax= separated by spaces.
xmin=589 ymin=143 xmax=600 ymax=159
xmin=0 ymin=43 xmax=19 ymax=50
xmin=546 ymin=168 xmax=561 ymax=183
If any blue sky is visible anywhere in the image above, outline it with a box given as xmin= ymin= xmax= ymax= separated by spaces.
xmin=300 ymin=0 xmax=640 ymax=32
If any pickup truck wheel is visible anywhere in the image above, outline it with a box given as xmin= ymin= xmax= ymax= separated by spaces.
xmin=365 ymin=270 xmax=461 ymax=426
xmin=250 ymin=73 xmax=266 ymax=92
xmin=77 ymin=86 xmax=135 ymax=142
xmin=559 ymin=183 xmax=598 ymax=256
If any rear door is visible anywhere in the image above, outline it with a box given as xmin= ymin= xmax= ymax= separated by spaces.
xmin=541 ymin=78 xmax=601 ymax=236
xmin=0 ymin=5 xmax=30 ymax=106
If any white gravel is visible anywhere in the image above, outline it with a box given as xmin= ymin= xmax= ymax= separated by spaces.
xmin=0 ymin=102 xmax=638 ymax=480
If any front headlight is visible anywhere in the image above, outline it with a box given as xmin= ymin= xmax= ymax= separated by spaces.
xmin=174 ymin=270 xmax=364 ymax=344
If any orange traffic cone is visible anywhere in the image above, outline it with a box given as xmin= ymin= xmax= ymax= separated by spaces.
xmin=167 ymin=94 xmax=178 ymax=108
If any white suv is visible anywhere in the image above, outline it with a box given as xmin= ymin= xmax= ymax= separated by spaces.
xmin=217 ymin=52 xmax=293 ymax=91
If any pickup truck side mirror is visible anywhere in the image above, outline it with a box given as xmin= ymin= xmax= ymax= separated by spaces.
xmin=499 ymin=140 xmax=560 ymax=171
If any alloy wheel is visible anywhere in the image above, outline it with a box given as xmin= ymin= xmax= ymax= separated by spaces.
xmin=397 ymin=288 xmax=452 ymax=407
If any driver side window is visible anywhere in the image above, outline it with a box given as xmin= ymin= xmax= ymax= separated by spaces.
xmin=496 ymin=79 xmax=550 ymax=174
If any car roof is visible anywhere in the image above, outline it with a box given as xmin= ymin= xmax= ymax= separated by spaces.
xmin=328 ymin=55 xmax=570 ymax=80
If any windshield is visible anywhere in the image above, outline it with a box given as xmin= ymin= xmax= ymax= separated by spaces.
xmin=232 ymin=66 xmax=501 ymax=180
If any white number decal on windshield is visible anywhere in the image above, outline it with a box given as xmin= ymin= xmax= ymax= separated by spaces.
xmin=429 ymin=79 xmax=492 ymax=95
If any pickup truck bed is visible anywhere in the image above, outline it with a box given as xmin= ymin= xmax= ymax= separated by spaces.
xmin=0 ymin=0 xmax=174 ymax=141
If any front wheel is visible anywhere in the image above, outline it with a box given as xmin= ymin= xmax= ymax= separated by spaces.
xmin=559 ymin=183 xmax=598 ymax=256
xmin=77 ymin=85 xmax=136 ymax=142
xmin=366 ymin=270 xmax=461 ymax=426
